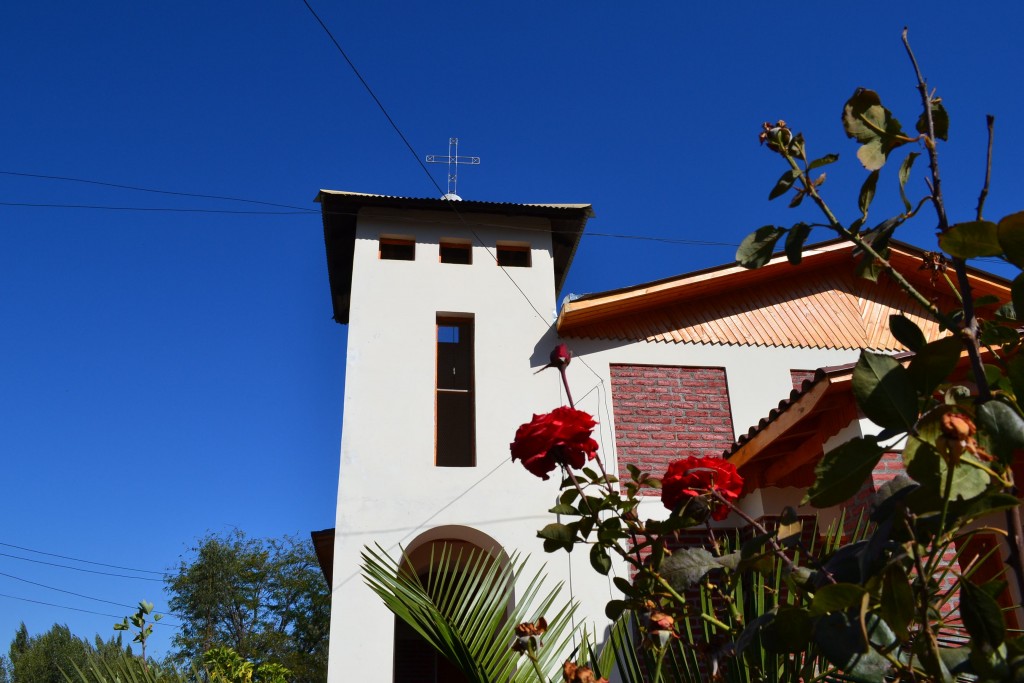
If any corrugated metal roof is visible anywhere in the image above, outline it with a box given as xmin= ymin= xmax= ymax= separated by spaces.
xmin=315 ymin=189 xmax=593 ymax=213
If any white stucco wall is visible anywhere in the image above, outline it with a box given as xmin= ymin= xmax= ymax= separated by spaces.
xmin=327 ymin=207 xmax=875 ymax=682
xmin=327 ymin=208 xmax=616 ymax=683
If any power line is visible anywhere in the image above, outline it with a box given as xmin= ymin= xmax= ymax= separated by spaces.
xmin=0 ymin=201 xmax=310 ymax=215
xmin=0 ymin=571 xmax=181 ymax=625
xmin=0 ymin=196 xmax=741 ymax=247
xmin=0 ymin=170 xmax=316 ymax=212
xmin=0 ymin=592 xmax=180 ymax=628
xmin=0 ymin=551 xmax=165 ymax=582
xmin=299 ymin=0 xmax=442 ymax=198
xmin=0 ymin=541 xmax=167 ymax=576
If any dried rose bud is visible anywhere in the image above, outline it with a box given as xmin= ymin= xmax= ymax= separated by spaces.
xmin=648 ymin=612 xmax=675 ymax=632
xmin=563 ymin=661 xmax=608 ymax=683
xmin=941 ymin=412 xmax=976 ymax=440
xmin=512 ymin=617 xmax=548 ymax=654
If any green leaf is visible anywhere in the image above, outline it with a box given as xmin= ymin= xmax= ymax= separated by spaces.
xmin=842 ymin=88 xmax=908 ymax=171
xmin=788 ymin=190 xmax=805 ymax=208
xmin=950 ymin=492 xmax=1020 ymax=527
xmin=769 ymin=169 xmax=799 ymax=200
xmin=880 ymin=563 xmax=915 ymax=640
xmin=589 ymin=544 xmax=611 ymax=575
xmin=814 ymin=612 xmax=892 ymax=682
xmin=736 ymin=226 xmax=785 ymax=269
xmin=904 ymin=435 xmax=990 ymax=504
xmin=548 ymin=503 xmax=578 ymax=515
xmin=858 ymin=170 xmax=880 ymax=218
xmin=939 ymin=221 xmax=1002 ymax=258
xmin=362 ymin=543 xmax=578 ymax=683
xmin=604 ymin=600 xmax=627 ymax=620
xmin=1009 ymin=354 xmax=1024 ymax=403
xmin=761 ymin=607 xmax=812 ymax=653
xmin=889 ymin=314 xmax=927 ymax=352
xmin=977 ymin=399 xmax=1024 ymax=465
xmin=538 ymin=523 xmax=574 ymax=543
xmin=714 ymin=551 xmax=741 ymax=571
xmin=962 ymin=580 xmax=1006 ymax=650
xmin=613 ymin=576 xmax=637 ymax=597
xmin=870 ymin=474 xmax=918 ymax=523
xmin=898 ymin=152 xmax=920 ymax=213
xmin=853 ymin=351 xmax=918 ymax=431
xmin=997 ymin=211 xmax=1024 ymax=268
xmin=809 ymin=582 xmax=868 ymax=617
xmin=808 ymin=154 xmax=839 ymax=171
xmin=916 ymin=99 xmax=949 ymax=141
xmin=803 ymin=436 xmax=883 ymax=508
xmin=661 ymin=547 xmax=720 ymax=592
xmin=785 ymin=222 xmax=811 ymax=265
xmin=938 ymin=647 xmax=973 ymax=675
xmin=908 ymin=336 xmax=962 ymax=396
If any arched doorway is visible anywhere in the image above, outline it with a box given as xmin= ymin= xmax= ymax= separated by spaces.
xmin=393 ymin=527 xmax=511 ymax=683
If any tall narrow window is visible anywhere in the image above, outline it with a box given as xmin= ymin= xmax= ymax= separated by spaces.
xmin=436 ymin=316 xmax=475 ymax=466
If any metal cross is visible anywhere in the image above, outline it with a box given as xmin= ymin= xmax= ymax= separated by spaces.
xmin=425 ymin=137 xmax=480 ymax=199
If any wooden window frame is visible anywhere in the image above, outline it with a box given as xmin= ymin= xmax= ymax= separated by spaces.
xmin=379 ymin=237 xmax=415 ymax=261
xmin=439 ymin=241 xmax=472 ymax=265
xmin=496 ymin=243 xmax=531 ymax=268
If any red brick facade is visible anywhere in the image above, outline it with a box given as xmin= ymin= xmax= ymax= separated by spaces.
xmin=609 ymin=365 xmax=735 ymax=491
xmin=790 ymin=369 xmax=817 ymax=392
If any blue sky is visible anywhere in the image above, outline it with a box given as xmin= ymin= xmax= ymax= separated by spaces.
xmin=1 ymin=2 xmax=1023 ymax=661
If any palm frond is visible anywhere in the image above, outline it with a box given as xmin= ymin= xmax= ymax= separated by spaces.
xmin=362 ymin=543 xmax=579 ymax=683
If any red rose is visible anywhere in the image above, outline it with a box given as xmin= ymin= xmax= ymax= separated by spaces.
xmin=661 ymin=456 xmax=743 ymax=521
xmin=510 ymin=407 xmax=599 ymax=480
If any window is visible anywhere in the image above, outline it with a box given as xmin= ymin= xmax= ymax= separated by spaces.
xmin=440 ymin=241 xmax=472 ymax=265
xmin=496 ymin=244 xmax=531 ymax=268
xmin=379 ymin=237 xmax=415 ymax=261
xmin=436 ymin=316 xmax=475 ymax=467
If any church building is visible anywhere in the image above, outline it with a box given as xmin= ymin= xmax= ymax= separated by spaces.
xmin=310 ymin=189 xmax=1017 ymax=683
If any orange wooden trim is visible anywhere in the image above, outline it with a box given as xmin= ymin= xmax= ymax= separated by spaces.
xmin=558 ymin=242 xmax=1010 ymax=336
xmin=729 ymin=372 xmax=853 ymax=470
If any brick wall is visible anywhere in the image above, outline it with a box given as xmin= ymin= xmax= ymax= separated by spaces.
xmin=609 ymin=365 xmax=735 ymax=491
xmin=843 ymin=451 xmax=902 ymax=539
xmin=790 ymin=369 xmax=817 ymax=392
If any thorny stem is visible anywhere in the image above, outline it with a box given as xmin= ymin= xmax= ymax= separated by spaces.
xmin=902 ymin=27 xmax=991 ymax=402
xmin=560 ymin=367 xmax=646 ymax=567
xmin=711 ymin=491 xmax=836 ymax=585
xmin=559 ymin=366 xmax=575 ymax=410
xmin=564 ymin=467 xmax=645 ymax=569
xmin=977 ymin=115 xmax=995 ymax=221
xmin=902 ymin=28 xmax=948 ymax=230
xmin=904 ymin=514 xmax=943 ymax=679
xmin=783 ymin=153 xmax=950 ymax=327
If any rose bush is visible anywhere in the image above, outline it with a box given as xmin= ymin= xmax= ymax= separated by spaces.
xmin=510 ymin=407 xmax=599 ymax=480
xmin=660 ymin=456 xmax=744 ymax=520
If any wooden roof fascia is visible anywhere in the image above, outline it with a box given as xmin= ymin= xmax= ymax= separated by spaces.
xmin=557 ymin=242 xmax=851 ymax=331
xmin=763 ymin=436 xmax=826 ymax=485
xmin=728 ymin=376 xmax=838 ymax=470
xmin=558 ymin=240 xmax=1011 ymax=336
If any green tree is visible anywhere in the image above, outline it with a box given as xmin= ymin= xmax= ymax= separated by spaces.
xmin=166 ymin=530 xmax=329 ymax=682
xmin=6 ymin=622 xmax=140 ymax=683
